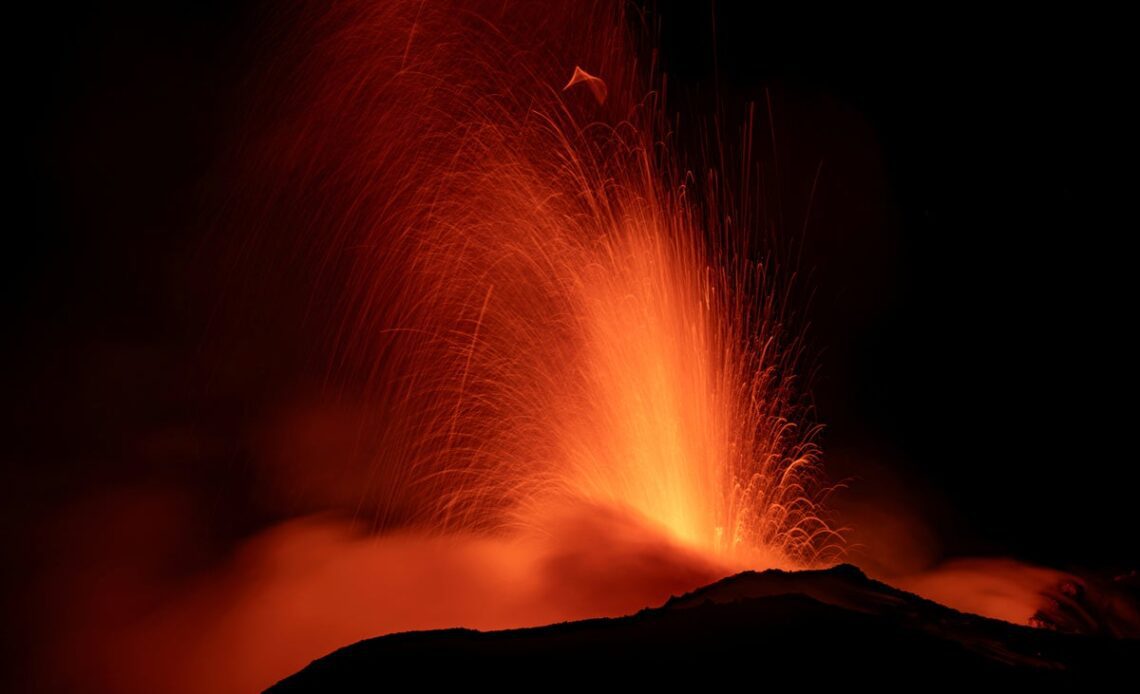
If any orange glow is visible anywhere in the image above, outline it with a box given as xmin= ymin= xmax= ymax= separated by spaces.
xmin=894 ymin=558 xmax=1073 ymax=625
xmin=48 ymin=510 xmax=725 ymax=694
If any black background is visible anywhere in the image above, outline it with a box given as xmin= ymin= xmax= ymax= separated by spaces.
xmin=7 ymin=1 xmax=1137 ymax=576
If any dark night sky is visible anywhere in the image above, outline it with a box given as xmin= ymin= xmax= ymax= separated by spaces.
xmin=6 ymin=1 xmax=1137 ymax=578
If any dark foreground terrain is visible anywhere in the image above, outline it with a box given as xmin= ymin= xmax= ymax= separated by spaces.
xmin=269 ymin=564 xmax=1137 ymax=689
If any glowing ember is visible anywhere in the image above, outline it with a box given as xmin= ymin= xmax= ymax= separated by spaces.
xmin=563 ymin=65 xmax=609 ymax=103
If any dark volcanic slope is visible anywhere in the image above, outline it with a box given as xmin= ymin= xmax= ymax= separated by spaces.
xmin=268 ymin=565 xmax=1137 ymax=689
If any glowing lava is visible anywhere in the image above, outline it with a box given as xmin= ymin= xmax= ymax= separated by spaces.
xmin=278 ymin=0 xmax=845 ymax=569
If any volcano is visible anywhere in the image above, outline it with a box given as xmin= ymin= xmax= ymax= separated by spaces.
xmin=268 ymin=565 xmax=1138 ymax=689
xmin=10 ymin=2 xmax=1138 ymax=693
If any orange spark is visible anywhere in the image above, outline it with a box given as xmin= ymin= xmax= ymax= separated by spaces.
xmin=563 ymin=65 xmax=608 ymax=104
